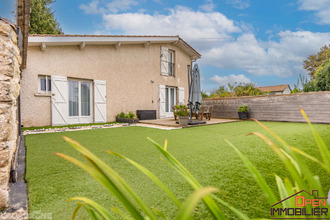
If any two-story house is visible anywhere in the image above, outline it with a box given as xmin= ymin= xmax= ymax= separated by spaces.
xmin=21 ymin=35 xmax=201 ymax=127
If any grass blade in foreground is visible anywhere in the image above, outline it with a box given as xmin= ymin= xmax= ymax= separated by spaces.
xmin=175 ymin=187 xmax=219 ymax=220
xmin=63 ymin=137 xmax=157 ymax=220
xmin=68 ymin=197 xmax=114 ymax=220
xmin=225 ymin=139 xmax=277 ymax=205
xmin=108 ymin=150 xmax=181 ymax=207
xmin=300 ymin=108 xmax=330 ymax=168
xmin=147 ymin=138 xmax=227 ymax=220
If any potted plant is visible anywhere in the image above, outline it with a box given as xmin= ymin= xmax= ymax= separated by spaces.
xmin=237 ymin=105 xmax=249 ymax=119
xmin=176 ymin=105 xmax=189 ymax=126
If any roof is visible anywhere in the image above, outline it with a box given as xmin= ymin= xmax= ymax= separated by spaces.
xmin=28 ymin=34 xmax=201 ymax=59
xmin=256 ymin=84 xmax=291 ymax=93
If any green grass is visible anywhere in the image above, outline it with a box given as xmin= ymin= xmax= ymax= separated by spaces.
xmin=25 ymin=121 xmax=330 ymax=219
xmin=22 ymin=122 xmax=120 ymax=131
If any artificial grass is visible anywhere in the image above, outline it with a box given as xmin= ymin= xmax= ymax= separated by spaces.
xmin=25 ymin=121 xmax=330 ymax=219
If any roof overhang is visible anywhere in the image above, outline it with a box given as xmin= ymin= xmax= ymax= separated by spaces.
xmin=28 ymin=35 xmax=201 ymax=60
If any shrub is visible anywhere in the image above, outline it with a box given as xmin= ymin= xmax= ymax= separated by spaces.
xmin=175 ymin=105 xmax=189 ymax=117
xmin=116 ymin=111 xmax=136 ymax=119
xmin=237 ymin=105 xmax=249 ymax=112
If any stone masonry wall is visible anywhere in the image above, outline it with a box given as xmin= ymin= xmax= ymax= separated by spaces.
xmin=0 ymin=20 xmax=21 ymax=208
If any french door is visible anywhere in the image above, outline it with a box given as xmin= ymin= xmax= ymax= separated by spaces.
xmin=68 ymin=79 xmax=93 ymax=124
xmin=165 ymin=87 xmax=176 ymax=118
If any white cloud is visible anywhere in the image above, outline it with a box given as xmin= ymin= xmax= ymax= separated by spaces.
xmin=106 ymin=0 xmax=139 ymax=13
xmin=199 ymin=0 xmax=216 ymax=12
xmin=80 ymin=0 xmax=139 ymax=14
xmin=210 ymin=74 xmax=252 ymax=86
xmin=80 ymin=0 xmax=104 ymax=14
xmin=102 ymin=6 xmax=241 ymax=40
xmin=298 ymin=0 xmax=330 ymax=24
xmin=226 ymin=0 xmax=250 ymax=9
xmin=202 ymin=31 xmax=330 ymax=77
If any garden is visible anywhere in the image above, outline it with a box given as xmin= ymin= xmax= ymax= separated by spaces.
xmin=25 ymin=120 xmax=330 ymax=219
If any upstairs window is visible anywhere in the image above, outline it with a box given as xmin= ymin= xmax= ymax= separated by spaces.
xmin=161 ymin=47 xmax=175 ymax=76
xmin=38 ymin=75 xmax=51 ymax=93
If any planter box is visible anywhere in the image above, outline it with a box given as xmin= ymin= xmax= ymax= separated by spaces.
xmin=238 ymin=112 xmax=249 ymax=120
xmin=179 ymin=116 xmax=189 ymax=127
xmin=116 ymin=118 xmax=139 ymax=124
xmin=136 ymin=110 xmax=156 ymax=120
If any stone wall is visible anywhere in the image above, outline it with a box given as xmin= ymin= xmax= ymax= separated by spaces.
xmin=203 ymin=91 xmax=330 ymax=124
xmin=0 ymin=20 xmax=21 ymax=208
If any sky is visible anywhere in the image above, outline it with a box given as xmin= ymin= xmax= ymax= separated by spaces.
xmin=50 ymin=0 xmax=330 ymax=92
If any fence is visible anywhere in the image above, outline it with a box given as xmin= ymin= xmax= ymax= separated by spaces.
xmin=203 ymin=91 xmax=330 ymax=124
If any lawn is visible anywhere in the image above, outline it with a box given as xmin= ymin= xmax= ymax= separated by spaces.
xmin=25 ymin=121 xmax=330 ymax=219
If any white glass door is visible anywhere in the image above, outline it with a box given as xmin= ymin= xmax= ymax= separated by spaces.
xmin=68 ymin=80 xmax=93 ymax=124
xmin=165 ymin=87 xmax=176 ymax=118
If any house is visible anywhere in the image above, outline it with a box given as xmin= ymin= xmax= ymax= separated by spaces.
xmin=20 ymin=35 xmax=201 ymax=127
xmin=256 ymin=84 xmax=291 ymax=95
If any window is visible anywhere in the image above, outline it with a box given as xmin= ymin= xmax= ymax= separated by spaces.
xmin=165 ymin=87 xmax=176 ymax=113
xmin=161 ymin=47 xmax=175 ymax=76
xmin=68 ymin=80 xmax=92 ymax=117
xmin=168 ymin=50 xmax=175 ymax=76
xmin=38 ymin=75 xmax=51 ymax=93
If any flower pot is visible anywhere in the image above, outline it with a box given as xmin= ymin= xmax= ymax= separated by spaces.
xmin=179 ymin=116 xmax=189 ymax=127
xmin=238 ymin=112 xmax=248 ymax=120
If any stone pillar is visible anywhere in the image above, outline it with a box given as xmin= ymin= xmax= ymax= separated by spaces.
xmin=0 ymin=20 xmax=21 ymax=208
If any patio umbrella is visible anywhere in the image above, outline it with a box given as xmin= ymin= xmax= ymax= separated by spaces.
xmin=188 ymin=63 xmax=202 ymax=116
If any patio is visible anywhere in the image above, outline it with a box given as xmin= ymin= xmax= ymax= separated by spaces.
xmin=139 ymin=118 xmax=240 ymax=128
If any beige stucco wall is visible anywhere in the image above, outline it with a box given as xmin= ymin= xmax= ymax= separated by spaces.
xmin=21 ymin=43 xmax=194 ymax=127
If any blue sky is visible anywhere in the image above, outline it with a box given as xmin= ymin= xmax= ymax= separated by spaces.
xmin=51 ymin=0 xmax=330 ymax=92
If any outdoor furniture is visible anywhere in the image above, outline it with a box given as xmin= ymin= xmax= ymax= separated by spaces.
xmin=136 ymin=110 xmax=156 ymax=120
xmin=197 ymin=105 xmax=213 ymax=120
xmin=203 ymin=105 xmax=213 ymax=120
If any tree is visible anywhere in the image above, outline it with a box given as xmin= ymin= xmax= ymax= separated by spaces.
xmin=209 ymin=82 xmax=264 ymax=98
xmin=314 ymin=59 xmax=330 ymax=91
xmin=303 ymin=45 xmax=330 ymax=78
xmin=292 ymin=74 xmax=315 ymax=93
xmin=30 ymin=0 xmax=63 ymax=34
xmin=228 ymin=82 xmax=264 ymax=97
xmin=209 ymin=86 xmax=232 ymax=98
xmin=201 ymin=90 xmax=209 ymax=99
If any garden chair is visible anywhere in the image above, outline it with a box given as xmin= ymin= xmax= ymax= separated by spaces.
xmin=203 ymin=105 xmax=213 ymax=120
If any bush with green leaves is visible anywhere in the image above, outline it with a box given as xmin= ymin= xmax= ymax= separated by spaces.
xmin=57 ymin=109 xmax=329 ymax=219
xmin=237 ymin=105 xmax=249 ymax=113
xmin=314 ymin=59 xmax=330 ymax=91
xmin=175 ymin=105 xmax=189 ymax=117
xmin=116 ymin=111 xmax=137 ymax=119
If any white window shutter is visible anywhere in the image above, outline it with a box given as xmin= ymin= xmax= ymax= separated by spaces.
xmin=178 ymin=87 xmax=185 ymax=105
xmin=158 ymin=85 xmax=166 ymax=119
xmin=160 ymin=47 xmax=169 ymax=75
xmin=94 ymin=80 xmax=107 ymax=123
xmin=51 ymin=75 xmax=68 ymax=126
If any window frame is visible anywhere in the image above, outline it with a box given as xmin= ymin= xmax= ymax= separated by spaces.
xmin=38 ymin=75 xmax=51 ymax=94
xmin=168 ymin=50 xmax=175 ymax=76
